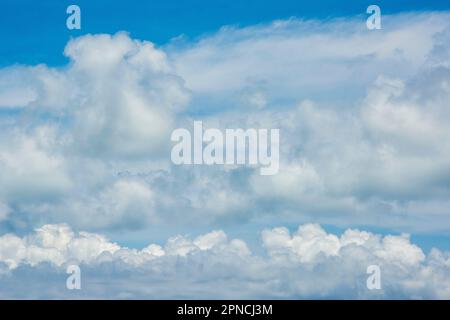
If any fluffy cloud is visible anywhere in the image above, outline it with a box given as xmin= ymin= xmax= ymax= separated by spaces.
xmin=0 ymin=223 xmax=249 ymax=271
xmin=0 ymin=32 xmax=189 ymax=159
xmin=0 ymin=13 xmax=450 ymax=241
xmin=262 ymin=224 xmax=425 ymax=266
xmin=189 ymin=17 xmax=450 ymax=231
xmin=0 ymin=33 xmax=189 ymax=230
xmin=1 ymin=223 xmax=450 ymax=299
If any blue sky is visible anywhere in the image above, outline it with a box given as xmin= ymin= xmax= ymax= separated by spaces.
xmin=1 ymin=0 xmax=450 ymax=66
xmin=1 ymin=1 xmax=450 ymax=299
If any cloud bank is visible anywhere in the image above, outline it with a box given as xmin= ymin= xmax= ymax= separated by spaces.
xmin=1 ymin=223 xmax=450 ymax=299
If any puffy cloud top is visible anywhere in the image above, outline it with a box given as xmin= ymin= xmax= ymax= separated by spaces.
xmin=0 ymin=223 xmax=449 ymax=299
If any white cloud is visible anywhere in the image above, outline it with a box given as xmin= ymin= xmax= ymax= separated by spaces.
xmin=0 ymin=223 xmax=449 ymax=299
xmin=0 ymin=223 xmax=250 ymax=270
xmin=262 ymin=224 xmax=425 ymax=267
xmin=0 ymin=13 xmax=450 ymax=237
xmin=0 ymin=33 xmax=189 ymax=159
xmin=170 ymin=14 xmax=448 ymax=109
xmin=0 ymin=131 xmax=72 ymax=203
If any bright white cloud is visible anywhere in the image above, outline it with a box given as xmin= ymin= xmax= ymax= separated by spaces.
xmin=0 ymin=223 xmax=249 ymax=270
xmin=0 ymin=223 xmax=449 ymax=299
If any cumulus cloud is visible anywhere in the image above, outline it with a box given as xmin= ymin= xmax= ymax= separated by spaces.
xmin=262 ymin=224 xmax=425 ymax=267
xmin=185 ymin=15 xmax=450 ymax=231
xmin=0 ymin=33 xmax=189 ymax=230
xmin=0 ymin=32 xmax=189 ymax=159
xmin=1 ymin=223 xmax=449 ymax=299
xmin=0 ymin=223 xmax=249 ymax=271
xmin=0 ymin=13 xmax=449 ymax=242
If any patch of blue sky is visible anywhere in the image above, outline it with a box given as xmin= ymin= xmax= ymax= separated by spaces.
xmin=1 ymin=0 xmax=450 ymax=67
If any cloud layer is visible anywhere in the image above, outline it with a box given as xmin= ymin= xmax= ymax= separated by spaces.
xmin=1 ymin=223 xmax=450 ymax=299
xmin=0 ymin=12 xmax=450 ymax=298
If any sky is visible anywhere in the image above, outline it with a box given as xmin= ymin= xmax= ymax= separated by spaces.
xmin=1 ymin=0 xmax=450 ymax=299
xmin=2 ymin=0 xmax=450 ymax=66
